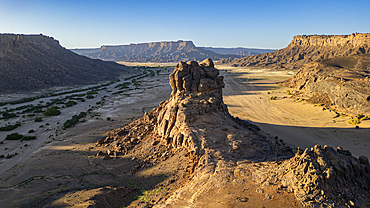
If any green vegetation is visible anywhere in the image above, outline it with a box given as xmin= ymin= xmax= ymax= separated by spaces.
xmin=5 ymin=133 xmax=23 ymax=140
xmin=43 ymin=106 xmax=61 ymax=116
xmin=21 ymin=136 xmax=37 ymax=141
xmin=35 ymin=117 xmax=43 ymax=122
xmin=138 ymin=187 xmax=163 ymax=203
xmin=348 ymin=114 xmax=370 ymax=125
xmin=28 ymin=129 xmax=35 ymax=133
xmin=358 ymin=114 xmax=369 ymax=121
xmin=86 ymin=95 xmax=94 ymax=99
xmin=0 ymin=80 xmax=120 ymax=107
xmin=115 ymin=82 xmax=130 ymax=89
xmin=270 ymin=96 xmax=277 ymax=100
xmin=87 ymin=91 xmax=98 ymax=95
xmin=317 ymin=103 xmax=324 ymax=106
xmin=0 ymin=123 xmax=21 ymax=131
xmin=63 ymin=112 xmax=87 ymax=129
xmin=1 ymin=112 xmax=17 ymax=119
xmin=65 ymin=101 xmax=78 ymax=107
xmin=348 ymin=119 xmax=360 ymax=125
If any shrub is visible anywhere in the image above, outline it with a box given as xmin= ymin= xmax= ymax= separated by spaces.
xmin=35 ymin=117 xmax=42 ymax=122
xmin=43 ymin=107 xmax=61 ymax=116
xmin=87 ymin=91 xmax=98 ymax=95
xmin=63 ymin=112 xmax=87 ymax=129
xmin=107 ymin=117 xmax=111 ymax=121
xmin=27 ymin=113 xmax=36 ymax=117
xmin=28 ymin=129 xmax=35 ymax=133
xmin=33 ymin=109 xmax=43 ymax=113
xmin=21 ymin=136 xmax=37 ymax=141
xmin=2 ymin=112 xmax=17 ymax=119
xmin=0 ymin=123 xmax=21 ymax=131
xmin=270 ymin=96 xmax=277 ymax=100
xmin=86 ymin=95 xmax=94 ymax=99
xmin=65 ymin=101 xmax=78 ymax=107
xmin=360 ymin=115 xmax=369 ymax=121
xmin=5 ymin=133 xmax=23 ymax=140
xmin=348 ymin=119 xmax=360 ymax=125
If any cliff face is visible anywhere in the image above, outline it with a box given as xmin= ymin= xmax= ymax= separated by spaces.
xmin=288 ymin=33 xmax=370 ymax=47
xmin=0 ymin=34 xmax=128 ymax=92
xmin=220 ymin=33 xmax=370 ymax=69
xmin=84 ymin=40 xmax=238 ymax=62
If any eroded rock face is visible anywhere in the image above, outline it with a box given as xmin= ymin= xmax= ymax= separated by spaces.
xmin=252 ymin=145 xmax=370 ymax=207
xmin=281 ymin=54 xmax=370 ymax=115
xmin=103 ymin=59 xmax=370 ymax=208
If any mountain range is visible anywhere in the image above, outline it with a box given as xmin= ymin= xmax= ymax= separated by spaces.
xmin=70 ymin=41 xmax=274 ymax=63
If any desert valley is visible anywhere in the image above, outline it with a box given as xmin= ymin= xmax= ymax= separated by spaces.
xmin=0 ymin=32 xmax=370 ymax=208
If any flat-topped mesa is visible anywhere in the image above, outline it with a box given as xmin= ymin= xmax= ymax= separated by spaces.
xmin=288 ymin=33 xmax=370 ymax=48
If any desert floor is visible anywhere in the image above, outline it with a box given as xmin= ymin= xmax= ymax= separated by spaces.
xmin=0 ymin=64 xmax=368 ymax=207
xmin=219 ymin=65 xmax=370 ymax=159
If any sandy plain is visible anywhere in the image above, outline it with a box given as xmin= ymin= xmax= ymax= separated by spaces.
xmin=219 ymin=65 xmax=370 ymax=159
xmin=0 ymin=64 xmax=369 ymax=207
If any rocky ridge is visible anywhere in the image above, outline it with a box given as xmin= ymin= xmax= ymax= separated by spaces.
xmin=281 ymin=54 xmax=370 ymax=115
xmin=97 ymin=59 xmax=370 ymax=207
xmin=0 ymin=34 xmax=128 ymax=92
xmin=78 ymin=41 xmax=238 ymax=63
xmin=219 ymin=33 xmax=370 ymax=70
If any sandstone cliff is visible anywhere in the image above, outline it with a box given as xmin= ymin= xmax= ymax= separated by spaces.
xmin=220 ymin=33 xmax=370 ymax=69
xmin=281 ymin=54 xmax=370 ymax=115
xmin=96 ymin=59 xmax=370 ymax=207
xmin=81 ymin=41 xmax=238 ymax=62
xmin=0 ymin=34 xmax=128 ymax=92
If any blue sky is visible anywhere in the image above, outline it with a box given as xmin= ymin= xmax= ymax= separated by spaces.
xmin=0 ymin=0 xmax=369 ymax=49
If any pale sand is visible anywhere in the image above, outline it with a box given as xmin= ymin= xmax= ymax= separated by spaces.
xmin=218 ymin=65 xmax=370 ymax=158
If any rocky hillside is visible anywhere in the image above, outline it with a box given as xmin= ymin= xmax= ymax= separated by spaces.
xmin=89 ymin=59 xmax=370 ymax=207
xmin=0 ymin=34 xmax=128 ymax=92
xmin=77 ymin=41 xmax=238 ymax=62
xmin=219 ymin=33 xmax=370 ymax=69
xmin=281 ymin=54 xmax=370 ymax=115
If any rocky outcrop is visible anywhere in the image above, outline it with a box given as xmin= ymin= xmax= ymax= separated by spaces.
xmin=80 ymin=41 xmax=238 ymax=62
xmin=101 ymin=59 xmax=370 ymax=207
xmin=252 ymin=145 xmax=370 ymax=207
xmin=0 ymin=34 xmax=128 ymax=92
xmin=219 ymin=33 xmax=370 ymax=69
xmin=281 ymin=54 xmax=370 ymax=115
